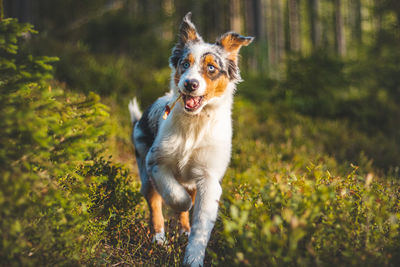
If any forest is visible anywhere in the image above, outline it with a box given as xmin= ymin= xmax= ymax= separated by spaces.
xmin=1 ymin=0 xmax=400 ymax=266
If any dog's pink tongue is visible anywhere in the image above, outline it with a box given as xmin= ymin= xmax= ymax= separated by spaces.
xmin=185 ymin=96 xmax=197 ymax=109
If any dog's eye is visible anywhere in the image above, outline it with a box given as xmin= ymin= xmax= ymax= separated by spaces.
xmin=207 ymin=64 xmax=216 ymax=72
xmin=182 ymin=62 xmax=190 ymax=69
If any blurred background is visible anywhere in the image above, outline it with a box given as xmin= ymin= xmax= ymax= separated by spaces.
xmin=3 ymin=0 xmax=400 ymax=171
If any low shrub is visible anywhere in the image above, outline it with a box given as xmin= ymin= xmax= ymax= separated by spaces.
xmin=0 ymin=18 xmax=141 ymax=266
xmin=204 ymin=98 xmax=400 ymax=266
xmin=218 ymin=162 xmax=400 ymax=266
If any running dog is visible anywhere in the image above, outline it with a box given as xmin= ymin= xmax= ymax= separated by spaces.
xmin=129 ymin=12 xmax=253 ymax=266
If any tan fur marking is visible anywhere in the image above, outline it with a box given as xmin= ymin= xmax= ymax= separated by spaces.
xmin=186 ymin=28 xmax=198 ymax=43
xmin=203 ymin=54 xmax=217 ymax=67
xmin=227 ymin=53 xmax=238 ymax=62
xmin=179 ymin=189 xmax=197 ymax=233
xmin=220 ymin=35 xmax=241 ymax=52
xmin=219 ymin=33 xmax=253 ymax=62
xmin=202 ymin=55 xmax=229 ymax=99
xmin=213 ymin=75 xmax=229 ymax=97
xmin=146 ymin=184 xmax=164 ymax=234
xmin=179 ymin=211 xmax=191 ymax=233
xmin=187 ymin=53 xmax=195 ymax=65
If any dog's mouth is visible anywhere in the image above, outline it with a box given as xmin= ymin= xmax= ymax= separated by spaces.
xmin=181 ymin=93 xmax=204 ymax=112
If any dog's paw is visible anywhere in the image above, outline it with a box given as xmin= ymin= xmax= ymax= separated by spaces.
xmin=183 ymin=242 xmax=205 ymax=267
xmin=179 ymin=229 xmax=190 ymax=236
xmin=152 ymin=231 xmax=167 ymax=245
xmin=183 ymin=253 xmax=204 ymax=267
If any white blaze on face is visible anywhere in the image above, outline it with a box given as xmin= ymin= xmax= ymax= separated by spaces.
xmin=177 ymin=43 xmax=214 ymax=97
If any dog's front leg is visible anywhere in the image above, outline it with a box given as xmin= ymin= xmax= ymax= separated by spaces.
xmin=146 ymin=149 xmax=192 ymax=212
xmin=183 ymin=178 xmax=222 ymax=267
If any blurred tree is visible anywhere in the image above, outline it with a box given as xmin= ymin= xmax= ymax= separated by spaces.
xmin=335 ymin=0 xmax=346 ymax=56
xmin=288 ymin=0 xmax=301 ymax=52
xmin=230 ymin=0 xmax=242 ymax=33
xmin=3 ymin=0 xmax=32 ymax=23
xmin=350 ymin=0 xmax=362 ymax=45
xmin=308 ymin=0 xmax=322 ymax=49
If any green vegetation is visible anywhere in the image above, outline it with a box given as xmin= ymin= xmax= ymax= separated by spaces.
xmin=1 ymin=1 xmax=400 ymax=266
xmin=0 ymin=18 xmax=140 ymax=266
xmin=214 ymin=101 xmax=400 ymax=266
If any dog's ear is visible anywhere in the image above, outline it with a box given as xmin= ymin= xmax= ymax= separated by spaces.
xmin=216 ymin=32 xmax=254 ymax=82
xmin=178 ymin=12 xmax=202 ymax=45
xmin=216 ymin=32 xmax=254 ymax=62
xmin=170 ymin=12 xmax=202 ymax=68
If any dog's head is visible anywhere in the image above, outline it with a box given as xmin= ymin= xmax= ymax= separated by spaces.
xmin=169 ymin=12 xmax=254 ymax=115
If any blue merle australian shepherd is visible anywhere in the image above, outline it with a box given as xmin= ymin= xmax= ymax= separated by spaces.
xmin=129 ymin=12 xmax=253 ymax=266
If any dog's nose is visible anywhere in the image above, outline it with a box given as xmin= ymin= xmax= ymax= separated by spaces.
xmin=184 ymin=79 xmax=199 ymax=92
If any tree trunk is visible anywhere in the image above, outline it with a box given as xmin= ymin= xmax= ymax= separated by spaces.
xmin=351 ymin=0 xmax=362 ymax=45
xmin=229 ymin=0 xmax=242 ymax=33
xmin=335 ymin=0 xmax=346 ymax=56
xmin=308 ymin=0 xmax=321 ymax=50
xmin=245 ymin=0 xmax=265 ymax=39
xmin=0 ymin=0 xmax=3 ymax=20
xmin=374 ymin=0 xmax=382 ymax=36
xmin=161 ymin=0 xmax=174 ymax=41
xmin=288 ymin=0 xmax=301 ymax=52
xmin=267 ymin=0 xmax=277 ymax=65
xmin=4 ymin=0 xmax=32 ymax=23
xmin=245 ymin=0 xmax=255 ymax=36
xmin=276 ymin=0 xmax=285 ymax=62
xmin=254 ymin=0 xmax=266 ymax=41
xmin=244 ymin=0 xmax=258 ymax=70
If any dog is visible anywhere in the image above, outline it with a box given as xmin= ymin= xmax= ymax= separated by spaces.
xmin=129 ymin=12 xmax=253 ymax=267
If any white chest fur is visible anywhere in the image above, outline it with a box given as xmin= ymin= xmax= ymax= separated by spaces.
xmin=156 ymin=100 xmax=232 ymax=185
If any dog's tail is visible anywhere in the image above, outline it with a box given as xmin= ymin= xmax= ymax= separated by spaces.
xmin=128 ymin=97 xmax=142 ymax=125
